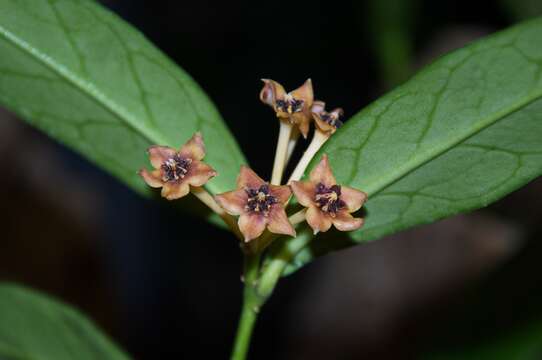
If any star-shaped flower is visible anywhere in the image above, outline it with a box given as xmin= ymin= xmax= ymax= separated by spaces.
xmin=311 ymin=100 xmax=344 ymax=135
xmin=139 ymin=132 xmax=217 ymax=200
xmin=215 ymin=166 xmax=295 ymax=242
xmin=259 ymin=78 xmax=314 ymax=138
xmin=290 ymin=154 xmax=367 ymax=234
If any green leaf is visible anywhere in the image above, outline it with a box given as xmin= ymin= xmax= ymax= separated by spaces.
xmin=282 ymin=17 xmax=542 ymax=274
xmin=0 ymin=0 xmax=245 ymax=198
xmin=0 ymin=283 xmax=129 ymax=359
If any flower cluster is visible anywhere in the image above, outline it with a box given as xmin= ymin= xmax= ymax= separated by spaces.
xmin=139 ymin=79 xmax=367 ymax=246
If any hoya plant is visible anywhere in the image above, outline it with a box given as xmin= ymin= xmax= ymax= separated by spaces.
xmin=1 ymin=0 xmax=542 ymax=359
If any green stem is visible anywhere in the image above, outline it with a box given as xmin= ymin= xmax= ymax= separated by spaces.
xmin=230 ymin=229 xmax=314 ymax=359
xmin=258 ymin=228 xmax=312 ymax=299
xmin=231 ymin=252 xmax=263 ymax=360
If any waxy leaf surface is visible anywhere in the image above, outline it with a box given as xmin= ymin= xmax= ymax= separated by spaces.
xmin=283 ymin=18 xmax=542 ymax=274
xmin=0 ymin=284 xmax=129 ymax=360
xmin=0 ymin=0 xmax=245 ymax=198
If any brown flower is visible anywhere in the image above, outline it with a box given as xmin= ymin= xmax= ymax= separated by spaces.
xmin=215 ymin=166 xmax=295 ymax=242
xmin=311 ymin=100 xmax=344 ymax=134
xmin=259 ymin=78 xmax=314 ymax=138
xmin=291 ymin=154 xmax=367 ymax=234
xmin=139 ymin=132 xmax=217 ymax=200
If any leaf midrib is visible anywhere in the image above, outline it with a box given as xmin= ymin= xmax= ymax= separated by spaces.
xmin=364 ymin=88 xmax=542 ymax=198
xmin=0 ymin=23 xmax=170 ymax=147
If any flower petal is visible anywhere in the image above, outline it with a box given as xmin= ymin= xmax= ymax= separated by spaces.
xmin=290 ymin=180 xmax=316 ymax=208
xmin=332 ymin=211 xmax=364 ymax=232
xmin=148 ymin=145 xmax=176 ymax=169
xmin=215 ymin=189 xmax=248 ymax=216
xmin=267 ymin=206 xmax=296 ymax=237
xmin=305 ymin=206 xmax=333 ymax=234
xmin=269 ymin=184 xmax=291 ymax=204
xmin=238 ymin=213 xmax=267 ymax=242
xmin=260 ymin=79 xmax=286 ymax=107
xmin=340 ymin=186 xmax=367 ymax=212
xmin=291 ymin=112 xmax=311 ymax=138
xmin=139 ymin=168 xmax=163 ymax=188
xmin=290 ymin=78 xmax=314 ymax=107
xmin=179 ymin=132 xmax=206 ymax=161
xmin=186 ymin=160 xmax=217 ymax=187
xmin=237 ymin=165 xmax=266 ymax=189
xmin=314 ymin=116 xmax=335 ymax=133
xmin=311 ymin=100 xmax=326 ymax=115
xmin=309 ymin=154 xmax=336 ymax=186
xmin=330 ymin=107 xmax=344 ymax=118
xmin=161 ymin=181 xmax=190 ymax=200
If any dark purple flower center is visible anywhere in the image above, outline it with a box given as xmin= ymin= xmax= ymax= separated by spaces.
xmin=245 ymin=184 xmax=277 ymax=216
xmin=276 ymin=98 xmax=304 ymax=114
xmin=314 ymin=182 xmax=345 ymax=216
xmin=320 ymin=112 xmax=343 ymax=128
xmin=161 ymin=155 xmax=192 ymax=182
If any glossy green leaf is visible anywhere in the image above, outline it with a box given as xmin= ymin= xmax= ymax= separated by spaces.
xmin=0 ymin=283 xmax=129 ymax=359
xmin=281 ymin=17 xmax=542 ymax=275
xmin=0 ymin=0 xmax=245 ymax=199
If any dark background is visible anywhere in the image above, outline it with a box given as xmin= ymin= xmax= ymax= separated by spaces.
xmin=1 ymin=0 xmax=542 ymax=359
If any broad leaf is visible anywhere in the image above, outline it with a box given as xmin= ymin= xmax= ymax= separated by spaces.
xmin=0 ymin=283 xmax=129 ymax=359
xmin=0 ymin=0 xmax=245 ymax=198
xmin=281 ymin=17 xmax=542 ymax=274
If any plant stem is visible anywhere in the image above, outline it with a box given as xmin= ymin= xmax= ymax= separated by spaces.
xmin=231 ymin=252 xmax=264 ymax=360
xmin=288 ymin=130 xmax=329 ymax=183
xmin=258 ymin=229 xmax=313 ymax=299
xmin=271 ymin=121 xmax=293 ymax=185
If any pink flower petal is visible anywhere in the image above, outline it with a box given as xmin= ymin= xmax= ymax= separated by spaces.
xmin=179 ymin=132 xmax=206 ymax=161
xmin=311 ymin=100 xmax=326 ymax=115
xmin=309 ymin=154 xmax=336 ymax=187
xmin=314 ymin=116 xmax=335 ymax=133
xmin=186 ymin=161 xmax=217 ymax=187
xmin=260 ymin=79 xmax=287 ymax=107
xmin=292 ymin=112 xmax=311 ymax=139
xmin=237 ymin=165 xmax=266 ymax=189
xmin=290 ymin=78 xmax=314 ymax=107
xmin=269 ymin=184 xmax=292 ymax=204
xmin=139 ymin=168 xmax=163 ymax=188
xmin=148 ymin=145 xmax=176 ymax=169
xmin=161 ymin=181 xmax=190 ymax=200
xmin=340 ymin=186 xmax=367 ymax=212
xmin=215 ymin=189 xmax=248 ymax=216
xmin=332 ymin=211 xmax=364 ymax=232
xmin=238 ymin=212 xmax=268 ymax=242
xmin=290 ymin=181 xmax=316 ymax=208
xmin=267 ymin=206 xmax=296 ymax=237
xmin=305 ymin=206 xmax=333 ymax=234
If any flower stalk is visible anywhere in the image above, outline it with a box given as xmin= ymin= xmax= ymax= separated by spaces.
xmin=288 ymin=130 xmax=329 ymax=183
xmin=288 ymin=208 xmax=307 ymax=226
xmin=285 ymin=126 xmax=300 ymax=165
xmin=271 ymin=121 xmax=293 ymax=185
